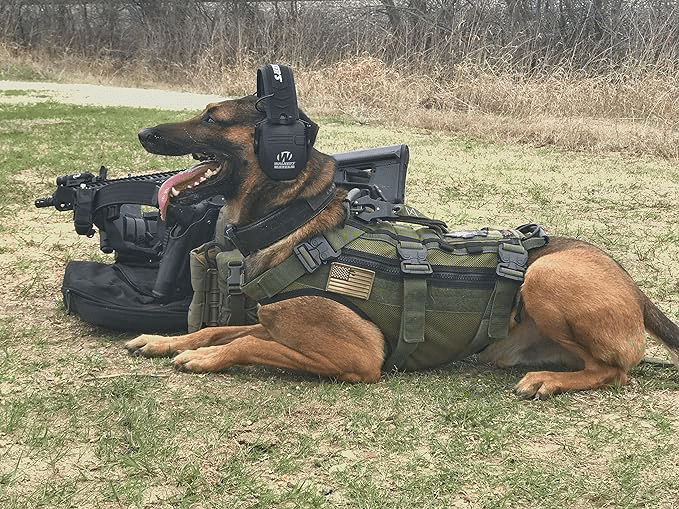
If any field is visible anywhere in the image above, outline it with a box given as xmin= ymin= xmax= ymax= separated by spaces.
xmin=0 ymin=82 xmax=678 ymax=509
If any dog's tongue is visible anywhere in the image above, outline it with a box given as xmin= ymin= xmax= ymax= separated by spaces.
xmin=157 ymin=161 xmax=219 ymax=220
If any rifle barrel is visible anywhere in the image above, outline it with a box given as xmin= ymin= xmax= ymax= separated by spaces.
xmin=34 ymin=197 xmax=54 ymax=208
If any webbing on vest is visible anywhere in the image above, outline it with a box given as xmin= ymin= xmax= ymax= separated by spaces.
xmin=187 ymin=241 xmax=258 ymax=332
xmin=242 ymin=221 xmax=547 ymax=372
xmin=217 ymin=248 xmax=248 ymax=325
xmin=242 ymin=224 xmax=365 ymax=301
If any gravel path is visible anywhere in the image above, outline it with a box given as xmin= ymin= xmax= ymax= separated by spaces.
xmin=0 ymin=80 xmax=223 ymax=110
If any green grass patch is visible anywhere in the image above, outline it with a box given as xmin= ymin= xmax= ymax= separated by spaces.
xmin=0 ymin=102 xmax=193 ymax=206
xmin=0 ymin=99 xmax=678 ymax=508
xmin=0 ymin=90 xmax=31 ymax=97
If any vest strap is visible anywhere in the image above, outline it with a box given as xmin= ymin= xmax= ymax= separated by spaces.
xmin=401 ymin=277 xmax=427 ymax=344
xmin=383 ymin=240 xmax=430 ymax=371
xmin=488 ymin=278 xmax=522 ymax=338
xmin=74 ymin=187 xmax=97 ymax=236
xmin=243 ymin=254 xmax=308 ymax=302
xmin=242 ymin=224 xmax=365 ymax=302
xmin=488 ymin=227 xmax=547 ymax=337
xmin=217 ymin=248 xmax=248 ymax=325
xmin=224 ymin=183 xmax=336 ymax=257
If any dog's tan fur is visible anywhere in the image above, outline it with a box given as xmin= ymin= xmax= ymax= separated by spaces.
xmin=126 ymin=96 xmax=679 ymax=398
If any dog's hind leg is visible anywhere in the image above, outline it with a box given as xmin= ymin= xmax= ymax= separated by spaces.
xmin=125 ymin=324 xmax=268 ymax=357
xmin=171 ymin=296 xmax=385 ymax=383
xmin=508 ymin=244 xmax=646 ymax=399
xmin=479 ymin=316 xmax=584 ymax=371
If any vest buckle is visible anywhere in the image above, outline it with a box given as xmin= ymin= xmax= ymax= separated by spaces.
xmin=496 ymin=242 xmax=528 ymax=281
xmin=294 ymin=235 xmax=341 ymax=273
xmin=397 ymin=241 xmax=433 ymax=275
xmin=225 ymin=259 xmax=245 ymax=294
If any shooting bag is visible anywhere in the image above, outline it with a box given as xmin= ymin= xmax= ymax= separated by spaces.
xmin=241 ymin=220 xmax=547 ymax=371
xmin=60 ymin=181 xmax=223 ymax=332
xmin=62 ymin=261 xmax=193 ymax=332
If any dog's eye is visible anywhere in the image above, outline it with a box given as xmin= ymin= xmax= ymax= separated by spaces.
xmin=204 ymin=115 xmax=215 ymax=124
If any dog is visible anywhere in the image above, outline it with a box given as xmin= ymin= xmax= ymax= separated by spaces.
xmin=125 ymin=95 xmax=679 ymax=399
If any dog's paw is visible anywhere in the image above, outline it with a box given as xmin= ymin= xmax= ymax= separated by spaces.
xmin=514 ymin=371 xmax=560 ymax=400
xmin=172 ymin=346 xmax=225 ymax=373
xmin=125 ymin=334 xmax=176 ymax=358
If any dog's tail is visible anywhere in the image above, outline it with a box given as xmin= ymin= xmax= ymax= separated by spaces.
xmin=641 ymin=291 xmax=679 ymax=369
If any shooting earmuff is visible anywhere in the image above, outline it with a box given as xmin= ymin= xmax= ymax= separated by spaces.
xmin=254 ymin=64 xmax=311 ymax=180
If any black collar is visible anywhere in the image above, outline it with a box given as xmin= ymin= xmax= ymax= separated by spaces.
xmin=224 ymin=183 xmax=336 ymax=257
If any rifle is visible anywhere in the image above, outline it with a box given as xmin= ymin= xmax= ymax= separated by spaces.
xmin=35 ymin=144 xmax=412 ymax=241
xmin=35 ymin=145 xmax=414 ymax=299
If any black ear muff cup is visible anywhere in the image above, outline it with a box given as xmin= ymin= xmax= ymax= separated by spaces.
xmin=254 ymin=64 xmax=311 ymax=181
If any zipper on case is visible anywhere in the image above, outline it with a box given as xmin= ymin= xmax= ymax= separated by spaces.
xmin=336 ymin=251 xmax=496 ymax=287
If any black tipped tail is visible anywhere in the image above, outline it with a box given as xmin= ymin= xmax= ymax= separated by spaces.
xmin=642 ymin=293 xmax=679 ymax=367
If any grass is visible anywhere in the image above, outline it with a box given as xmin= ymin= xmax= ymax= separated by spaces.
xmin=2 ymin=49 xmax=679 ymax=160
xmin=0 ymin=96 xmax=678 ymax=508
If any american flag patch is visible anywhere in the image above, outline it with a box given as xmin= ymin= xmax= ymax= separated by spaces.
xmin=325 ymin=262 xmax=375 ymax=300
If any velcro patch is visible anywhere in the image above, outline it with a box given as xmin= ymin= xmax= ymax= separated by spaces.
xmin=326 ymin=263 xmax=375 ymax=300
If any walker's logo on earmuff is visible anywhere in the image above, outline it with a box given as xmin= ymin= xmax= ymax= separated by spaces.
xmin=274 ymin=151 xmax=295 ymax=170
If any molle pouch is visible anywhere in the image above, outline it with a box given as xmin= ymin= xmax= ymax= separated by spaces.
xmin=187 ymin=242 xmax=258 ymax=333
xmin=187 ymin=242 xmax=219 ymax=332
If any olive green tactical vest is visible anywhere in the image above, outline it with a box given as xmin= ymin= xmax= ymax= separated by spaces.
xmin=243 ymin=220 xmax=547 ymax=372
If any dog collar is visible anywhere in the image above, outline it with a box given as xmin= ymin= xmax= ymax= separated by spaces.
xmin=223 ymin=183 xmax=337 ymax=257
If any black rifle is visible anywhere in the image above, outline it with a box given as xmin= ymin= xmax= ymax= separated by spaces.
xmin=35 ymin=144 xmax=414 ymax=299
xmin=35 ymin=144 xmax=412 ymax=235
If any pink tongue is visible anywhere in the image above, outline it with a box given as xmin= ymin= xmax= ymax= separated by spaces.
xmin=157 ymin=162 xmax=215 ymax=220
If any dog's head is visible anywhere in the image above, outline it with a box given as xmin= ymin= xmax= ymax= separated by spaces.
xmin=138 ymin=95 xmax=322 ymax=221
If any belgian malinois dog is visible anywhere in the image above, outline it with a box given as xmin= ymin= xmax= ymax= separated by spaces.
xmin=126 ymin=95 xmax=679 ymax=399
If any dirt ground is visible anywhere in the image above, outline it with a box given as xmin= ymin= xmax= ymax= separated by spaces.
xmin=0 ymin=80 xmax=223 ymax=109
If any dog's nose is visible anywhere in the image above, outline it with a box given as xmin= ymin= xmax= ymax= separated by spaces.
xmin=138 ymin=127 xmax=155 ymax=145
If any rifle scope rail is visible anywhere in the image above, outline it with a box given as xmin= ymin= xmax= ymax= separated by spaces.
xmin=34 ymin=167 xmax=184 ymax=211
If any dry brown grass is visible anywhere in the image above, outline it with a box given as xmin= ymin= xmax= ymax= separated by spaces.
xmin=3 ymin=46 xmax=679 ymax=159
xmin=300 ymin=57 xmax=679 ymax=159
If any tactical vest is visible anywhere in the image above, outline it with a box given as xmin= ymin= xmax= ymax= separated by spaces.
xmin=242 ymin=220 xmax=547 ymax=372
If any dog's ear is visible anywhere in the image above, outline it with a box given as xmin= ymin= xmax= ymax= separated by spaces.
xmin=300 ymin=110 xmax=319 ymax=148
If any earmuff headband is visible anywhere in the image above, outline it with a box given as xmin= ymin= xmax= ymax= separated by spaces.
xmin=256 ymin=64 xmax=300 ymax=125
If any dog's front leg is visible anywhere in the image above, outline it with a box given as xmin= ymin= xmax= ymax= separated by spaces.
xmin=124 ymin=324 xmax=267 ymax=357
xmin=171 ymin=296 xmax=385 ymax=383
